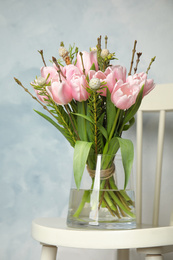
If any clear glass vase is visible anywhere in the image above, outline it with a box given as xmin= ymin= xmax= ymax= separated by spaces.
xmin=66 ymin=153 xmax=136 ymax=229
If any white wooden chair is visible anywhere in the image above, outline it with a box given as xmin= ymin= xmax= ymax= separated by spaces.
xmin=32 ymin=83 xmax=173 ymax=260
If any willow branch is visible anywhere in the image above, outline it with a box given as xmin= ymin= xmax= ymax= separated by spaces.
xmin=38 ymin=50 xmax=47 ymax=67
xmin=14 ymin=78 xmax=77 ymax=144
xmin=52 ymin=56 xmax=66 ymax=80
xmin=128 ymin=40 xmax=137 ymax=76
xmin=105 ymin=35 xmax=108 ymax=49
xmin=134 ymin=52 xmax=142 ymax=74
xmin=97 ymin=35 xmax=102 ymax=51
xmin=14 ymin=78 xmax=57 ymax=117
xmin=146 ymin=56 xmax=156 ymax=74
xmin=79 ymin=52 xmax=86 ymax=75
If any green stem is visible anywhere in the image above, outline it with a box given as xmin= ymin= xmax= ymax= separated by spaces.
xmin=108 ymin=191 xmax=135 ymax=218
xmin=109 ymin=176 xmax=133 ymax=204
xmin=93 ymin=91 xmax=98 ymax=154
xmin=77 ymin=101 xmax=88 ymax=141
xmin=109 ymin=176 xmax=118 ymax=190
xmin=108 ymin=108 xmax=120 ymax=142
xmin=103 ymin=109 xmax=120 ymax=154
xmin=104 ymin=192 xmax=117 ymax=212
xmin=65 ymin=105 xmax=80 ymax=140
xmin=107 ymin=178 xmax=134 ymax=216
xmin=73 ymin=190 xmax=90 ymax=218
xmin=98 ymin=180 xmax=108 ymax=208
xmin=116 ymin=192 xmax=131 ymax=211
xmin=73 ymin=177 xmax=135 ymax=220
xmin=102 ymin=198 xmax=116 ymax=217
xmin=115 ymin=110 xmax=124 ymax=134
xmin=82 ymin=101 xmax=87 ymax=141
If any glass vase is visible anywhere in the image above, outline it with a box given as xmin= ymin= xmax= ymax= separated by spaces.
xmin=66 ymin=153 xmax=136 ymax=229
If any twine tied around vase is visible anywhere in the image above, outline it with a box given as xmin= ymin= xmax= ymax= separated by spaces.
xmin=87 ymin=163 xmax=115 ymax=180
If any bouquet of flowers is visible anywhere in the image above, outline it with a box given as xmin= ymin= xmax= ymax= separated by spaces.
xmin=14 ymin=36 xmax=155 ymax=224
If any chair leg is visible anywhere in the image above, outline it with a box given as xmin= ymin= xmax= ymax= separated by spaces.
xmin=41 ymin=244 xmax=57 ymax=260
xmin=145 ymin=254 xmax=163 ymax=260
xmin=117 ymin=249 xmax=129 ymax=260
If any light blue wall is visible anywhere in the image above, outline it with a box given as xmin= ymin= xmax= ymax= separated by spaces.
xmin=1 ymin=0 xmax=173 ymax=259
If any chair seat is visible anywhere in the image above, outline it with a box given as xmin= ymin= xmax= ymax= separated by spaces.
xmin=31 ymin=218 xmax=173 ymax=249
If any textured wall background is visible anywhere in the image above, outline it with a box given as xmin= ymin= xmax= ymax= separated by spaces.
xmin=0 ymin=0 xmax=173 ymax=259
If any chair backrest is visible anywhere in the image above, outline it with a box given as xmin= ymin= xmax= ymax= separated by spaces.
xmin=136 ymin=83 xmax=173 ymax=226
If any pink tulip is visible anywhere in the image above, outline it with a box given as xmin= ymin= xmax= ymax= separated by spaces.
xmin=92 ymin=70 xmax=107 ymax=95
xmin=46 ymin=80 xmax=72 ymax=105
xmin=62 ymin=64 xmax=81 ymax=82
xmin=111 ymin=79 xmax=140 ymax=110
xmin=88 ymin=70 xmax=96 ymax=80
xmin=34 ymin=89 xmax=48 ymax=104
xmin=70 ymin=74 xmax=89 ymax=101
xmin=126 ymin=72 xmax=155 ymax=96
xmin=76 ymin=51 xmax=98 ymax=75
xmin=41 ymin=66 xmax=59 ymax=83
xmin=90 ymin=65 xmax=126 ymax=96
xmin=144 ymin=78 xmax=155 ymax=95
xmin=105 ymin=65 xmax=126 ymax=91
xmin=31 ymin=79 xmax=48 ymax=104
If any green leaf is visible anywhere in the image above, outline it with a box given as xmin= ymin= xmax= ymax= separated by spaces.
xmin=97 ymin=111 xmax=105 ymax=125
xmin=116 ymin=137 xmax=134 ymax=189
xmin=86 ymin=105 xmax=93 ymax=142
xmin=89 ymin=63 xmax=96 ymax=71
xmin=123 ymin=117 xmax=135 ymax=131
xmin=34 ymin=110 xmax=64 ymax=135
xmin=107 ymin=137 xmax=120 ymax=155
xmin=77 ymin=102 xmax=87 ymax=141
xmin=101 ymin=137 xmax=120 ymax=169
xmin=97 ymin=124 xmax=108 ymax=140
xmin=106 ymin=88 xmax=117 ymax=136
xmin=97 ymin=112 xmax=108 ymax=140
xmin=34 ymin=110 xmax=75 ymax=147
xmin=72 ymin=113 xmax=94 ymax=124
xmin=73 ymin=141 xmax=93 ymax=189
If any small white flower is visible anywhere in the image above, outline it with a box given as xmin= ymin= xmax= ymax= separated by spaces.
xmin=89 ymin=78 xmax=101 ymax=90
xmin=101 ymin=49 xmax=109 ymax=59
xmin=59 ymin=47 xmax=68 ymax=58
xmin=90 ymin=47 xmax=97 ymax=52
xmin=35 ymin=76 xmax=46 ymax=86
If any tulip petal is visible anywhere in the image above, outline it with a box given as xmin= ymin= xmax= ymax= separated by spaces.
xmin=47 ymin=81 xmax=72 ymax=105
xmin=41 ymin=66 xmax=58 ymax=83
xmin=76 ymin=51 xmax=98 ymax=75
xmin=71 ymin=75 xmax=89 ymax=101
xmin=111 ymin=80 xmax=140 ymax=110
